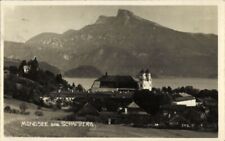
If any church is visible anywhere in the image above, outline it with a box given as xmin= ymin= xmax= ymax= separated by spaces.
xmin=90 ymin=69 xmax=153 ymax=93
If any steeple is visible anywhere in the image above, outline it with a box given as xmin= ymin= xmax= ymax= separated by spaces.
xmin=138 ymin=69 xmax=152 ymax=91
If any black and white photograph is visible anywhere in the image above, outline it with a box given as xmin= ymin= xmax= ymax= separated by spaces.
xmin=2 ymin=4 xmax=218 ymax=138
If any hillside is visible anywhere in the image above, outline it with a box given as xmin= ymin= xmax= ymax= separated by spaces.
xmin=4 ymin=99 xmax=217 ymax=137
xmin=4 ymin=9 xmax=217 ymax=78
xmin=64 ymin=65 xmax=102 ymax=78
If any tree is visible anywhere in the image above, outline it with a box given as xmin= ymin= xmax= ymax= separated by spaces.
xmin=167 ymin=86 xmax=172 ymax=94
xmin=56 ymin=74 xmax=63 ymax=84
xmin=134 ymin=90 xmax=161 ymax=115
xmin=28 ymin=57 xmax=39 ymax=73
xmin=4 ymin=106 xmax=11 ymax=113
xmin=56 ymin=99 xmax=62 ymax=109
xmin=27 ymin=58 xmax=39 ymax=80
xmin=76 ymin=84 xmax=85 ymax=92
xmin=72 ymin=83 xmax=75 ymax=88
xmin=8 ymin=66 xmax=18 ymax=74
xmin=160 ymin=94 xmax=173 ymax=106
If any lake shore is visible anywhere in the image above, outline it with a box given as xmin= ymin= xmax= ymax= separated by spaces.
xmin=64 ymin=77 xmax=218 ymax=90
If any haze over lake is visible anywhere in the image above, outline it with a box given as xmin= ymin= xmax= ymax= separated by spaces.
xmin=65 ymin=77 xmax=217 ymax=90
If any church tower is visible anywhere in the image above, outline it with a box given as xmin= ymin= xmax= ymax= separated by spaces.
xmin=138 ymin=69 xmax=152 ymax=91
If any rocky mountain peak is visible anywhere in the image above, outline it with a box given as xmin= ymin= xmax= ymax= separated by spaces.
xmin=117 ymin=9 xmax=134 ymax=18
xmin=95 ymin=9 xmax=141 ymax=25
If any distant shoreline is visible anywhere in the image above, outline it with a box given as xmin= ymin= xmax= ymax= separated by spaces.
xmin=64 ymin=76 xmax=218 ymax=79
xmin=64 ymin=77 xmax=218 ymax=90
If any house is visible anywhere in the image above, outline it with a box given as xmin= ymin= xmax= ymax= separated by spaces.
xmin=69 ymin=102 xmax=100 ymax=122
xmin=117 ymin=101 xmax=149 ymax=122
xmin=173 ymin=92 xmax=196 ymax=107
xmin=168 ymin=114 xmax=190 ymax=129
xmin=77 ymin=102 xmax=99 ymax=116
xmin=123 ymin=101 xmax=150 ymax=126
xmin=125 ymin=101 xmax=148 ymax=115
xmin=90 ymin=74 xmax=138 ymax=93
xmin=40 ymin=91 xmax=76 ymax=106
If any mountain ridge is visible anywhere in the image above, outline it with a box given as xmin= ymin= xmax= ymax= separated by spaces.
xmin=4 ymin=9 xmax=217 ymax=78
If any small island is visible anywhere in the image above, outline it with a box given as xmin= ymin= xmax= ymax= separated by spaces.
xmin=64 ymin=65 xmax=103 ymax=78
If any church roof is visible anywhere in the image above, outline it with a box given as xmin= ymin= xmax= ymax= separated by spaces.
xmin=96 ymin=75 xmax=138 ymax=88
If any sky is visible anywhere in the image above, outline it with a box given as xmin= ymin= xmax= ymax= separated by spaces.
xmin=3 ymin=6 xmax=217 ymax=42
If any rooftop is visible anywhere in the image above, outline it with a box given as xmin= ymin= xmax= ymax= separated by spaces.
xmin=173 ymin=92 xmax=195 ymax=102
xmin=95 ymin=75 xmax=138 ymax=89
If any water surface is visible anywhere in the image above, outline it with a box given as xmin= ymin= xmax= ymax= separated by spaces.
xmin=65 ymin=77 xmax=217 ymax=90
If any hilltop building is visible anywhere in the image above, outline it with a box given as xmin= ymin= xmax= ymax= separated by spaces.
xmin=21 ymin=56 xmax=40 ymax=74
xmin=138 ymin=69 xmax=152 ymax=91
xmin=23 ymin=65 xmax=30 ymax=74
xmin=90 ymin=73 xmax=138 ymax=93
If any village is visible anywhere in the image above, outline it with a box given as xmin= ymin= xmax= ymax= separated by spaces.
xmin=4 ymin=57 xmax=218 ymax=132
xmin=41 ymin=71 xmax=217 ymax=131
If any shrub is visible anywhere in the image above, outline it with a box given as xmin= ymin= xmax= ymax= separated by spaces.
xmin=34 ymin=110 xmax=44 ymax=116
xmin=4 ymin=106 xmax=11 ymax=113
xmin=11 ymin=109 xmax=20 ymax=114
xmin=19 ymin=103 xmax=28 ymax=114
xmin=37 ymin=105 xmax=42 ymax=110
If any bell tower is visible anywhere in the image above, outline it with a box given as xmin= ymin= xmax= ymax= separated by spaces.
xmin=138 ymin=69 xmax=152 ymax=91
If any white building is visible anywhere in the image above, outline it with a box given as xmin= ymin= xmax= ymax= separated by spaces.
xmin=173 ymin=92 xmax=196 ymax=107
xmin=23 ymin=65 xmax=30 ymax=74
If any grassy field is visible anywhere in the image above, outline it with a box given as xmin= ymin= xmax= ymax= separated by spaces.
xmin=4 ymin=98 xmax=217 ymax=137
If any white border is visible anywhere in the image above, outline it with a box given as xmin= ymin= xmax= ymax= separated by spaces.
xmin=218 ymin=0 xmax=224 ymax=140
xmin=0 ymin=1 xmax=223 ymax=141
xmin=0 ymin=0 xmax=220 ymax=6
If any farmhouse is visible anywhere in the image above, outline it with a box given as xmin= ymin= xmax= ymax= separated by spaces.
xmin=125 ymin=101 xmax=148 ymax=115
xmin=173 ymin=92 xmax=196 ymax=107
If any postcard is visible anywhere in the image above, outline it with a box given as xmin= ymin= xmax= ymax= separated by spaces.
xmin=0 ymin=0 xmax=222 ymax=140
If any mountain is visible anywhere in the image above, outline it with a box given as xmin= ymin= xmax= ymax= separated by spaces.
xmin=64 ymin=65 xmax=102 ymax=78
xmin=4 ymin=9 xmax=218 ymax=78
xmin=4 ymin=57 xmax=61 ymax=74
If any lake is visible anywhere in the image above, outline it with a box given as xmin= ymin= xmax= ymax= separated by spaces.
xmin=64 ymin=77 xmax=217 ymax=90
